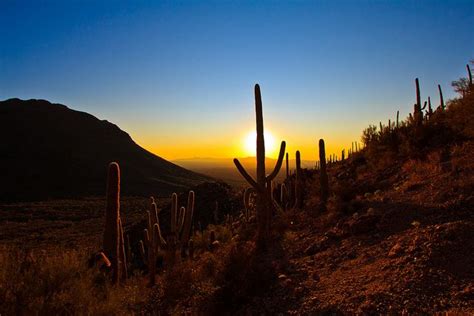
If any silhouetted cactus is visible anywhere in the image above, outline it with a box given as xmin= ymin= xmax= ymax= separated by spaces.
xmin=103 ymin=162 xmax=122 ymax=284
xmin=295 ymin=150 xmax=303 ymax=209
xmin=319 ymin=139 xmax=329 ymax=209
xmin=427 ymin=97 xmax=433 ymax=117
xmin=233 ymin=84 xmax=286 ymax=249
xmin=285 ymin=152 xmax=289 ymax=180
xmin=396 ymin=110 xmax=399 ymax=128
xmin=438 ymin=84 xmax=445 ymax=110
xmin=140 ymin=198 xmax=167 ymax=285
xmin=468 ymin=64 xmax=472 ymax=86
xmin=180 ymin=191 xmax=195 ymax=247
xmin=414 ymin=78 xmax=423 ymax=126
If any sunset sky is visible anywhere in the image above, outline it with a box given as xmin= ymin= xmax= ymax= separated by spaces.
xmin=1 ymin=1 xmax=473 ymax=161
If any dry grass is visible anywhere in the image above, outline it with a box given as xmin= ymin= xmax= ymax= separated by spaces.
xmin=0 ymin=246 xmax=149 ymax=315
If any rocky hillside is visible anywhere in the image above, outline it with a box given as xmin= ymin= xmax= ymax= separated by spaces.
xmin=141 ymin=69 xmax=474 ymax=314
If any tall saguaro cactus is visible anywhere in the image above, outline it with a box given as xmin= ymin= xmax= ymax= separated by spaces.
xmin=319 ymin=139 xmax=329 ymax=209
xmin=414 ymin=78 xmax=423 ymax=126
xmin=233 ymin=84 xmax=286 ymax=249
xmin=103 ymin=162 xmax=122 ymax=284
xmin=295 ymin=150 xmax=303 ymax=209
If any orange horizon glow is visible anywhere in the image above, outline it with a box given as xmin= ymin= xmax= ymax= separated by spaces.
xmin=137 ymin=131 xmax=363 ymax=163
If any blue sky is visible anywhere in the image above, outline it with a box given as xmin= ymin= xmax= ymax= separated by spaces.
xmin=1 ymin=0 xmax=473 ymax=159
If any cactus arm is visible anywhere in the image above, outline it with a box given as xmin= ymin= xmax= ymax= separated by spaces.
xmin=266 ymin=141 xmax=286 ymax=182
xmin=233 ymin=158 xmax=260 ymax=191
xmin=97 ymin=252 xmax=112 ymax=268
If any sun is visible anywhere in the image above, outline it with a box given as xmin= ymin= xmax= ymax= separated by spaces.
xmin=243 ymin=130 xmax=276 ymax=157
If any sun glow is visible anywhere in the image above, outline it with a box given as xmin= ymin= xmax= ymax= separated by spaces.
xmin=243 ymin=130 xmax=276 ymax=157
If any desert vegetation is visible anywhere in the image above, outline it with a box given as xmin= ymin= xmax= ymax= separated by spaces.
xmin=1 ymin=62 xmax=474 ymax=314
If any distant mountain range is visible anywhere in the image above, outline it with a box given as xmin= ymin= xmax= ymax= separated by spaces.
xmin=173 ymin=157 xmax=316 ymax=187
xmin=0 ymin=98 xmax=210 ymax=201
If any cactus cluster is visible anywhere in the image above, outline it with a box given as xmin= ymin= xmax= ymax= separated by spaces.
xmin=101 ymin=162 xmax=197 ymax=286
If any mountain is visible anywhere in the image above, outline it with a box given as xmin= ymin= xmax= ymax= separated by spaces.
xmin=0 ymin=98 xmax=210 ymax=201
xmin=173 ymin=156 xmax=316 ymax=187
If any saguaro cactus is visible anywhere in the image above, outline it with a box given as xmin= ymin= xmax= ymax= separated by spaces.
xmin=180 ymin=191 xmax=195 ymax=247
xmin=233 ymin=84 xmax=286 ymax=249
xmin=295 ymin=150 xmax=303 ymax=209
xmin=319 ymin=139 xmax=329 ymax=209
xmin=467 ymin=64 xmax=472 ymax=86
xmin=414 ymin=78 xmax=423 ymax=126
xmin=438 ymin=85 xmax=445 ymax=110
xmin=103 ymin=162 xmax=122 ymax=284
xmin=139 ymin=198 xmax=167 ymax=285
xmin=285 ymin=152 xmax=289 ymax=180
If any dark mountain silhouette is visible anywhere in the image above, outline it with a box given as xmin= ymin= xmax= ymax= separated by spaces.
xmin=0 ymin=98 xmax=210 ymax=201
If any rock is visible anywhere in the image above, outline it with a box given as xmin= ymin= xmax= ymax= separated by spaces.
xmin=366 ymin=208 xmax=375 ymax=216
xmin=388 ymin=242 xmax=403 ymax=258
xmin=304 ymin=236 xmax=330 ymax=256
xmin=346 ymin=214 xmax=380 ymax=235
xmin=278 ymin=274 xmax=287 ymax=280
xmin=210 ymin=240 xmax=220 ymax=251
xmin=294 ymin=287 xmax=304 ymax=295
